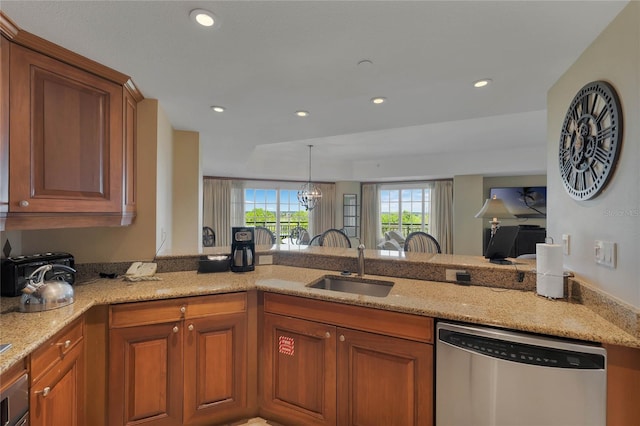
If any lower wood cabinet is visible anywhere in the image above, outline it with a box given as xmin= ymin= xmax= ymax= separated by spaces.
xmin=262 ymin=313 xmax=337 ymax=425
xmin=260 ymin=293 xmax=434 ymax=426
xmin=30 ymin=317 xmax=85 ymax=426
xmin=108 ymin=293 xmax=249 ymax=426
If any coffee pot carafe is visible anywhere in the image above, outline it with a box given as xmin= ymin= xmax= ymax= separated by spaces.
xmin=231 ymin=227 xmax=255 ymax=272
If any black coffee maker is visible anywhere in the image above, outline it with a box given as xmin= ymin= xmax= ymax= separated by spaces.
xmin=231 ymin=227 xmax=255 ymax=272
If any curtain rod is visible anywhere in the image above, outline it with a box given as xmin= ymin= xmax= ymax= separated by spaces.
xmin=360 ymin=178 xmax=453 ymax=185
xmin=203 ymin=175 xmax=335 ymax=184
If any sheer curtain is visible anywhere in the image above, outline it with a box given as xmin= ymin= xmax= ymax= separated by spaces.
xmin=430 ymin=180 xmax=453 ymax=254
xmin=309 ymin=183 xmax=335 ymax=237
xmin=203 ymin=178 xmax=244 ymax=247
xmin=361 ymin=183 xmax=380 ymax=249
xmin=230 ymin=180 xmax=245 ymax=228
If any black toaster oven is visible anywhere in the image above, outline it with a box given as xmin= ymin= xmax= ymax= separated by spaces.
xmin=1 ymin=252 xmax=75 ymax=297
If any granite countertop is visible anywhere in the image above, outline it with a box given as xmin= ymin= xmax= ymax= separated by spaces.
xmin=1 ymin=264 xmax=639 ymax=374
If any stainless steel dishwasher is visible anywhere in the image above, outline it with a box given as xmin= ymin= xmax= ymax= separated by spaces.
xmin=436 ymin=322 xmax=606 ymax=426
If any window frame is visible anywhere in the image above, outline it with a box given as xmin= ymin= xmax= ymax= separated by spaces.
xmin=243 ymin=181 xmax=310 ymax=243
xmin=379 ymin=183 xmax=432 ymax=237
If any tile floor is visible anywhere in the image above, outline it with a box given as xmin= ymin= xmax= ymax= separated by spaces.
xmin=228 ymin=417 xmax=282 ymax=426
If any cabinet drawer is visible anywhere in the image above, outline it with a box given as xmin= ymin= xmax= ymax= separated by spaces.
xmin=109 ymin=293 xmax=248 ymax=328
xmin=110 ymin=298 xmax=185 ymax=328
xmin=263 ymin=293 xmax=433 ymax=343
xmin=185 ymin=292 xmax=247 ymax=319
xmin=31 ymin=317 xmax=84 ymax=383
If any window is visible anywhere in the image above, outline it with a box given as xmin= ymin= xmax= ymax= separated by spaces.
xmin=244 ymin=186 xmax=309 ymax=243
xmin=380 ymin=184 xmax=431 ymax=237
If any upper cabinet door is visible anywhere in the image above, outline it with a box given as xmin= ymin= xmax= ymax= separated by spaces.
xmin=9 ymin=43 xmax=123 ymax=213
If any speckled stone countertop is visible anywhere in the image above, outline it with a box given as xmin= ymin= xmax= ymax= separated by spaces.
xmin=1 ymin=261 xmax=639 ymax=375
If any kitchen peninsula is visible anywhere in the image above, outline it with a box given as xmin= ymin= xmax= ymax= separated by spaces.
xmin=1 ymin=247 xmax=639 ymax=425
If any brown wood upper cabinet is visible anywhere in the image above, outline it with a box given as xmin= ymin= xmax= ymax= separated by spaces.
xmin=0 ymin=12 xmax=142 ymax=230
xmin=260 ymin=293 xmax=434 ymax=426
xmin=108 ymin=293 xmax=249 ymax=426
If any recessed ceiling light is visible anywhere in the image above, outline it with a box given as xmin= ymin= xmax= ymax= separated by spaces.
xmin=210 ymin=106 xmax=225 ymax=113
xmin=371 ymin=97 xmax=386 ymax=104
xmin=473 ymin=79 xmax=492 ymax=88
xmin=296 ymin=111 xmax=309 ymax=117
xmin=190 ymin=9 xmax=218 ymax=28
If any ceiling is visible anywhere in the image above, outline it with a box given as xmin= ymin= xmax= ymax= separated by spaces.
xmin=2 ymin=1 xmax=629 ymax=182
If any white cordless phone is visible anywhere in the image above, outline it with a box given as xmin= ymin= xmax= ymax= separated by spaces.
xmin=125 ymin=261 xmax=157 ymax=278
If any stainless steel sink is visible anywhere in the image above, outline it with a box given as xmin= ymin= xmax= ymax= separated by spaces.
xmin=307 ymin=275 xmax=394 ymax=297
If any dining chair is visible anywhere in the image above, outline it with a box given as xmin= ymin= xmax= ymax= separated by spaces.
xmin=386 ymin=230 xmax=406 ymax=245
xmin=289 ymin=226 xmax=309 ymax=245
xmin=308 ymin=234 xmax=322 ymax=246
xmin=320 ymin=228 xmax=352 ymax=248
xmin=202 ymin=226 xmax=215 ymax=247
xmin=298 ymin=230 xmax=311 ymax=245
xmin=254 ymin=227 xmax=276 ymax=246
xmin=403 ymin=231 xmax=441 ymax=253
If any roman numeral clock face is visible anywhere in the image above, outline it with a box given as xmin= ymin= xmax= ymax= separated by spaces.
xmin=559 ymin=81 xmax=623 ymax=200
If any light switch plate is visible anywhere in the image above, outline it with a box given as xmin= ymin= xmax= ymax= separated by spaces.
xmin=595 ymin=240 xmax=616 ymax=268
xmin=562 ymin=234 xmax=570 ymax=255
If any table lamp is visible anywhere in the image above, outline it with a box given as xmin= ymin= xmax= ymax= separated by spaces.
xmin=474 ymin=195 xmax=515 ymax=237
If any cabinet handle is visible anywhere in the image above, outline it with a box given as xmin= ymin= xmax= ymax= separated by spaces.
xmin=180 ymin=306 xmax=186 ymax=314
xmin=19 ymin=200 xmax=29 ymax=207
xmin=325 ymin=331 xmax=331 ymax=339
xmin=339 ymin=335 xmax=345 ymax=342
xmin=35 ymin=386 xmax=51 ymax=397
xmin=56 ymin=339 xmax=72 ymax=349
xmin=173 ymin=326 xmax=179 ymax=333
xmin=188 ymin=324 xmax=194 ymax=331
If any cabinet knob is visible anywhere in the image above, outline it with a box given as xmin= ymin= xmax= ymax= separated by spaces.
xmin=180 ymin=306 xmax=186 ymax=314
xmin=35 ymin=386 xmax=51 ymax=397
xmin=19 ymin=200 xmax=29 ymax=207
xmin=325 ymin=331 xmax=331 ymax=339
xmin=339 ymin=335 xmax=345 ymax=342
xmin=173 ymin=326 xmax=179 ymax=333
xmin=188 ymin=324 xmax=194 ymax=331
xmin=56 ymin=339 xmax=72 ymax=349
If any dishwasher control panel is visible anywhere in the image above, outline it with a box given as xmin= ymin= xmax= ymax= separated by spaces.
xmin=439 ymin=328 xmax=605 ymax=369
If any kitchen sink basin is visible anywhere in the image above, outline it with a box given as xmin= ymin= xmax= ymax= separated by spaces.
xmin=307 ymin=275 xmax=394 ymax=297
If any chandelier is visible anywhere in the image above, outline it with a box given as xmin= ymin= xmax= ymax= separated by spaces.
xmin=297 ymin=145 xmax=322 ymax=211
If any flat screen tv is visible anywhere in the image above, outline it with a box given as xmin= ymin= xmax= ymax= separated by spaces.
xmin=484 ymin=226 xmax=519 ymax=264
xmin=490 ymin=186 xmax=547 ymax=218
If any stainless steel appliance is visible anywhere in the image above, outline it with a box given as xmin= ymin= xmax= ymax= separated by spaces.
xmin=0 ymin=373 xmax=29 ymax=426
xmin=20 ymin=264 xmax=76 ymax=313
xmin=1 ymin=252 xmax=74 ymax=297
xmin=436 ymin=321 xmax=606 ymax=426
xmin=231 ymin=227 xmax=255 ymax=272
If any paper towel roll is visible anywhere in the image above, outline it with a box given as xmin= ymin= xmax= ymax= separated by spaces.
xmin=536 ymin=243 xmax=564 ymax=298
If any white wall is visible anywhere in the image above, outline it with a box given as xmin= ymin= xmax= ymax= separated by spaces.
xmin=155 ymin=104 xmax=173 ymax=256
xmin=453 ymin=175 xmax=484 ymax=255
xmin=172 ymin=130 xmax=201 ymax=255
xmin=547 ymin=2 xmax=640 ymax=308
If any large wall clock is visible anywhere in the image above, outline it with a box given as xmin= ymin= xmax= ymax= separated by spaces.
xmin=558 ymin=80 xmax=623 ymax=200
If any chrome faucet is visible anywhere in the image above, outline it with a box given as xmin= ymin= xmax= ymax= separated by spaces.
xmin=357 ymin=244 xmax=365 ymax=277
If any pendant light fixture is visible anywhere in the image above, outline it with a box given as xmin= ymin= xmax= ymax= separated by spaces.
xmin=297 ymin=145 xmax=322 ymax=211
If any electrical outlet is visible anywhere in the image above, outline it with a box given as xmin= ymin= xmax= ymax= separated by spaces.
xmin=446 ymin=269 xmax=467 ymax=281
xmin=258 ymin=254 xmax=273 ymax=265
